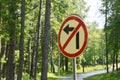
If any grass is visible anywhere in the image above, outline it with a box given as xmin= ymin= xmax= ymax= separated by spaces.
xmin=37 ymin=72 xmax=62 ymax=80
xmin=21 ymin=64 xmax=120 ymax=80
xmin=77 ymin=65 xmax=105 ymax=73
xmin=84 ymin=70 xmax=120 ymax=80
xmin=22 ymin=72 xmax=60 ymax=80
xmin=0 ymin=65 xmax=109 ymax=80
xmin=48 ymin=72 xmax=62 ymax=80
xmin=47 ymin=65 xmax=106 ymax=80
xmin=48 ymin=71 xmax=73 ymax=80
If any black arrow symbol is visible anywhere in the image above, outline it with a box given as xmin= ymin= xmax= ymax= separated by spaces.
xmin=63 ymin=24 xmax=80 ymax=49
xmin=63 ymin=24 xmax=74 ymax=34
xmin=76 ymin=32 xmax=79 ymax=49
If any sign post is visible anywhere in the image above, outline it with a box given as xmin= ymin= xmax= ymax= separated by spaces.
xmin=73 ymin=58 xmax=77 ymax=80
xmin=58 ymin=14 xmax=88 ymax=80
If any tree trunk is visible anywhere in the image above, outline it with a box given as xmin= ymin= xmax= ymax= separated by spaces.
xmin=27 ymin=36 xmax=31 ymax=74
xmin=65 ymin=57 xmax=68 ymax=72
xmin=17 ymin=0 xmax=25 ymax=80
xmin=41 ymin=0 xmax=51 ymax=80
xmin=0 ymin=62 xmax=2 ymax=80
xmin=50 ymin=52 xmax=55 ymax=73
xmin=30 ymin=43 xmax=35 ymax=78
xmin=105 ymin=0 xmax=109 ymax=73
xmin=115 ymin=1 xmax=119 ymax=71
xmin=0 ymin=38 xmax=2 ymax=80
xmin=58 ymin=48 xmax=60 ymax=76
xmin=115 ymin=33 xmax=119 ymax=70
xmin=0 ymin=3 xmax=1 ymax=80
xmin=0 ymin=39 xmax=5 ymax=59
xmin=0 ymin=38 xmax=1 ymax=80
xmin=6 ymin=15 xmax=16 ymax=80
xmin=2 ymin=42 xmax=8 ymax=78
xmin=112 ymin=32 xmax=116 ymax=71
xmin=105 ymin=14 xmax=109 ymax=73
xmin=50 ymin=31 xmax=55 ymax=73
xmin=61 ymin=55 xmax=65 ymax=71
xmin=116 ymin=53 xmax=118 ymax=70
xmin=112 ymin=50 xmax=115 ymax=71
xmin=6 ymin=1 xmax=16 ymax=80
xmin=34 ymin=0 xmax=42 ymax=79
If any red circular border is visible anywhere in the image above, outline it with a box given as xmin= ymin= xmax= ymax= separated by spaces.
xmin=58 ymin=15 xmax=88 ymax=58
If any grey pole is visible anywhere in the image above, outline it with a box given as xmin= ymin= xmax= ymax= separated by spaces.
xmin=73 ymin=57 xmax=77 ymax=80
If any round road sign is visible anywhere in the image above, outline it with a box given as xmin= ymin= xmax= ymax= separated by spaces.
xmin=58 ymin=15 xmax=88 ymax=58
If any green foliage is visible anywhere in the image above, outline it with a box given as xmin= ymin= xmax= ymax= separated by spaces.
xmin=84 ymin=70 xmax=120 ymax=80
xmin=0 ymin=54 xmax=6 ymax=63
xmin=81 ymin=23 xmax=105 ymax=66
xmin=15 ymin=50 xmax=19 ymax=61
xmin=0 ymin=0 xmax=110 ymax=79
xmin=22 ymin=73 xmax=31 ymax=80
xmin=101 ymin=0 xmax=120 ymax=66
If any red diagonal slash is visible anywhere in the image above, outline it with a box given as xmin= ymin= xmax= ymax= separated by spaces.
xmin=63 ymin=23 xmax=81 ymax=49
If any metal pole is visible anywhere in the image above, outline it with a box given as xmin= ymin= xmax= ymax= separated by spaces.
xmin=73 ymin=57 xmax=77 ymax=80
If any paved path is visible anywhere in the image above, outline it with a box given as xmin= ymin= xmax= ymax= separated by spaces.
xmin=58 ymin=68 xmax=112 ymax=80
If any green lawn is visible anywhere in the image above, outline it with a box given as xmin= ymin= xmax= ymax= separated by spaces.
xmin=48 ymin=72 xmax=62 ymax=80
xmin=22 ymin=72 xmax=60 ymax=80
xmin=48 ymin=65 xmax=106 ymax=80
xmin=77 ymin=65 xmax=105 ymax=73
xmin=48 ymin=71 xmax=73 ymax=80
xmin=0 ymin=65 xmax=107 ymax=80
xmin=47 ymin=65 xmax=106 ymax=80
xmin=21 ymin=64 xmax=107 ymax=80
xmin=84 ymin=70 xmax=120 ymax=80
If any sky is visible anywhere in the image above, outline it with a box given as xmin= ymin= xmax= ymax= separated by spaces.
xmin=85 ymin=0 xmax=105 ymax=29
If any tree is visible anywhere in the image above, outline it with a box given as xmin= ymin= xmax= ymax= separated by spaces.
xmin=65 ymin=57 xmax=68 ymax=72
xmin=34 ymin=0 xmax=42 ymax=79
xmin=41 ymin=0 xmax=51 ymax=80
xmin=6 ymin=0 xmax=17 ymax=80
xmin=49 ymin=29 xmax=56 ymax=73
xmin=0 ymin=2 xmax=2 ymax=80
xmin=104 ymin=0 xmax=109 ymax=73
xmin=101 ymin=0 xmax=120 ymax=72
xmin=17 ymin=0 xmax=25 ymax=80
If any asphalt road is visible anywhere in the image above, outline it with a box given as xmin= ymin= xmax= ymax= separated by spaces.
xmin=58 ymin=68 xmax=112 ymax=80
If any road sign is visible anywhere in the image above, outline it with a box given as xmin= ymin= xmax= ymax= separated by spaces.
xmin=58 ymin=15 xmax=88 ymax=58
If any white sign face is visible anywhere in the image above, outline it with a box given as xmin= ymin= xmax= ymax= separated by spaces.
xmin=58 ymin=15 xmax=88 ymax=58
xmin=60 ymin=20 xmax=84 ymax=53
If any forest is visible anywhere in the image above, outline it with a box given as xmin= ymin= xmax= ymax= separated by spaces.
xmin=0 ymin=0 xmax=120 ymax=80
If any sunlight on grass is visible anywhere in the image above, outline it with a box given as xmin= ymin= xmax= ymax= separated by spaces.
xmin=22 ymin=72 xmax=61 ymax=80
xmin=84 ymin=70 xmax=120 ymax=80
xmin=77 ymin=65 xmax=105 ymax=73
xmin=22 ymin=73 xmax=31 ymax=80
xmin=48 ymin=72 xmax=60 ymax=79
